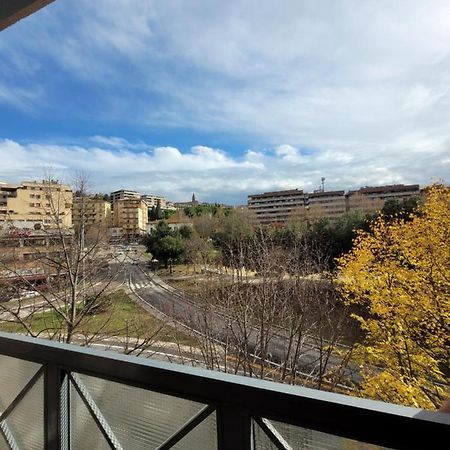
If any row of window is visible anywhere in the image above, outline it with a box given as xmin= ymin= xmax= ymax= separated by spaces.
xmin=23 ymin=251 xmax=65 ymax=261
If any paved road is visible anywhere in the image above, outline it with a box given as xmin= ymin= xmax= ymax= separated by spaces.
xmin=125 ymin=263 xmax=359 ymax=385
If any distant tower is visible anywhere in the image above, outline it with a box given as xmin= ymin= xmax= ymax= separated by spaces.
xmin=192 ymin=193 xmax=198 ymax=205
xmin=321 ymin=177 xmax=326 ymax=192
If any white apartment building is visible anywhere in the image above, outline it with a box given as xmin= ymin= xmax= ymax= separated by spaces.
xmin=110 ymin=189 xmax=141 ymax=205
xmin=141 ymin=194 xmax=175 ymax=210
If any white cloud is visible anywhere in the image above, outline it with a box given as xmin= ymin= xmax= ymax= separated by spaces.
xmin=89 ymin=136 xmax=149 ymax=150
xmin=0 ymin=138 xmax=447 ymax=204
xmin=1 ymin=1 xmax=450 ymax=199
xmin=274 ymin=145 xmax=306 ymax=164
xmin=3 ymin=0 xmax=450 ymax=147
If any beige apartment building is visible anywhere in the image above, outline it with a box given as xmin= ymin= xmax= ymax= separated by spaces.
xmin=248 ymin=184 xmax=421 ymax=225
xmin=345 ymin=184 xmax=421 ymax=214
xmin=113 ymin=198 xmax=148 ymax=238
xmin=0 ymin=180 xmax=72 ymax=229
xmin=248 ymin=189 xmax=347 ymax=224
xmin=304 ymin=191 xmax=347 ymax=221
xmin=72 ymin=197 xmax=112 ymax=229
xmin=247 ymin=189 xmax=307 ymax=225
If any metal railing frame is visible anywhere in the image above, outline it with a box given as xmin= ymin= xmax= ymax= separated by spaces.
xmin=0 ymin=332 xmax=448 ymax=450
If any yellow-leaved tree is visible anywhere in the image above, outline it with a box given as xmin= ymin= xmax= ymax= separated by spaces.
xmin=338 ymin=184 xmax=449 ymax=409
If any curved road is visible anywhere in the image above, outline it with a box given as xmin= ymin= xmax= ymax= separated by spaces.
xmin=124 ymin=262 xmax=359 ymax=385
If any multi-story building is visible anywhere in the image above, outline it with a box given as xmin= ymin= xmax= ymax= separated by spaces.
xmin=248 ymin=184 xmax=421 ymax=225
xmin=345 ymin=184 xmax=421 ymax=214
xmin=113 ymin=198 xmax=148 ymax=238
xmin=305 ymin=191 xmax=347 ymax=220
xmin=0 ymin=180 xmax=72 ymax=229
xmin=110 ymin=189 xmax=141 ymax=205
xmin=0 ymin=228 xmax=72 ymax=266
xmin=72 ymin=197 xmax=112 ymax=230
xmin=247 ymin=189 xmax=307 ymax=225
xmin=0 ymin=227 xmax=73 ymax=296
xmin=141 ymin=194 xmax=176 ymax=211
xmin=248 ymin=189 xmax=345 ymax=224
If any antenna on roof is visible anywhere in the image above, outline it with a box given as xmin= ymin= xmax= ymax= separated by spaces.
xmin=321 ymin=177 xmax=325 ymax=192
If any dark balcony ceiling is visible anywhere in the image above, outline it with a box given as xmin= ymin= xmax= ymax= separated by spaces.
xmin=0 ymin=0 xmax=55 ymax=31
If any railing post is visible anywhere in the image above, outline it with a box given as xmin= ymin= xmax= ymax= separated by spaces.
xmin=217 ymin=404 xmax=252 ymax=450
xmin=44 ymin=364 xmax=65 ymax=450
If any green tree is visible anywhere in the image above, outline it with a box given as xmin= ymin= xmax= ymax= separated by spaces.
xmin=303 ymin=211 xmax=371 ymax=268
xmin=179 ymin=225 xmax=193 ymax=239
xmin=184 ymin=204 xmax=230 ymax=218
xmin=144 ymin=221 xmax=188 ymax=271
xmin=144 ymin=221 xmax=171 ymax=259
xmin=156 ymin=199 xmax=162 ymax=219
xmin=149 ymin=206 xmax=157 ymax=221
xmin=155 ymin=235 xmax=185 ymax=271
xmin=151 ymin=220 xmax=171 ymax=239
xmin=381 ymin=196 xmax=421 ymax=220
xmin=162 ymin=209 xmax=176 ymax=220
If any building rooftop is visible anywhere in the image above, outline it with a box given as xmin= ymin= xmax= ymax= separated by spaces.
xmin=0 ymin=0 xmax=55 ymax=31
xmin=359 ymin=184 xmax=420 ymax=194
xmin=248 ymin=189 xmax=304 ymax=199
xmin=347 ymin=184 xmax=421 ymax=196
xmin=111 ymin=189 xmax=140 ymax=194
xmin=307 ymin=190 xmax=346 ymax=198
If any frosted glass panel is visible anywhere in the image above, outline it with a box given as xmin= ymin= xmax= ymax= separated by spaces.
xmin=70 ymin=385 xmax=112 ymax=450
xmin=4 ymin=376 xmax=44 ymax=450
xmin=0 ymin=354 xmax=41 ymax=410
xmin=0 ymin=430 xmax=10 ymax=450
xmin=252 ymin=420 xmax=278 ymax=449
xmin=74 ymin=372 xmax=209 ymax=449
xmin=254 ymin=418 xmax=392 ymax=450
xmin=172 ymin=411 xmax=217 ymax=450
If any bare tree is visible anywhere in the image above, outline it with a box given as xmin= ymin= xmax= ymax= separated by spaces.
xmin=183 ymin=232 xmax=216 ymax=273
xmin=0 ymin=174 xmax=166 ymax=354
xmin=189 ymin=230 xmax=355 ymax=390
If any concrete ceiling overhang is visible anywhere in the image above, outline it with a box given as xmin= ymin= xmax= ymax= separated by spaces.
xmin=0 ymin=0 xmax=55 ymax=31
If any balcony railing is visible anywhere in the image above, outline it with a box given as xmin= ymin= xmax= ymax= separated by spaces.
xmin=0 ymin=331 xmax=448 ymax=450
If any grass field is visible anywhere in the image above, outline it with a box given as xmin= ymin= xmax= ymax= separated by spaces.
xmin=0 ymin=290 xmax=197 ymax=346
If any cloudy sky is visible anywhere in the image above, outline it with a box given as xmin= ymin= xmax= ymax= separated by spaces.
xmin=0 ymin=0 xmax=449 ymax=204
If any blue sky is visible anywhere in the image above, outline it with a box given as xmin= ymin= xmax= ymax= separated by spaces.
xmin=0 ymin=0 xmax=449 ymax=204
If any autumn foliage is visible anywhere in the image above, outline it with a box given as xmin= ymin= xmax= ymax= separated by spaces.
xmin=338 ymin=185 xmax=449 ymax=409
